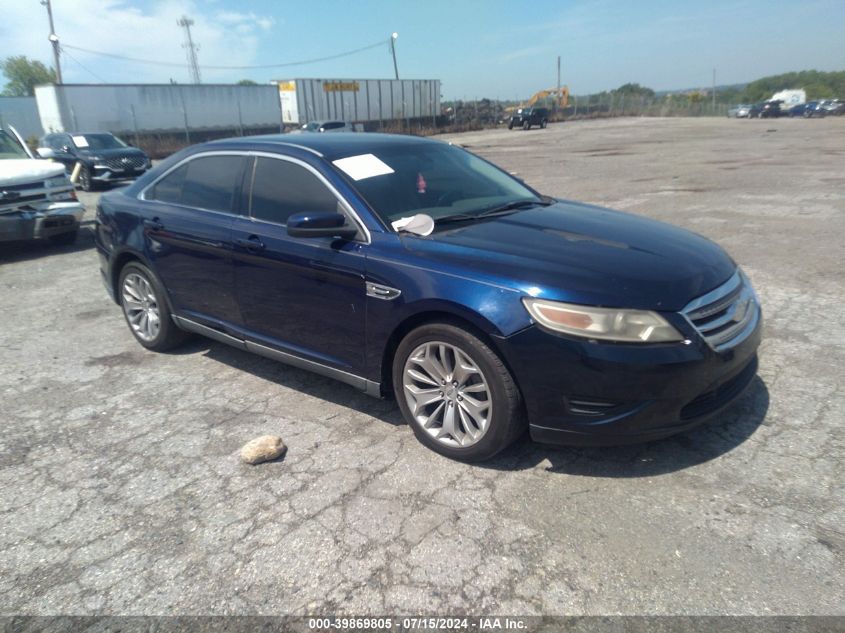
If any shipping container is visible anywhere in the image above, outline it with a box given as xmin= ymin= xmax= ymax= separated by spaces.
xmin=34 ymin=84 xmax=282 ymax=136
xmin=0 ymin=97 xmax=44 ymax=139
xmin=275 ymin=78 xmax=441 ymax=125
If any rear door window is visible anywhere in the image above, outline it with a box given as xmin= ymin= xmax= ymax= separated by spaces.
xmin=149 ymin=155 xmax=245 ymax=213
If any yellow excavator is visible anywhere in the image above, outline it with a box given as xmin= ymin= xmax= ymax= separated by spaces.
xmin=505 ymin=87 xmax=570 ymax=113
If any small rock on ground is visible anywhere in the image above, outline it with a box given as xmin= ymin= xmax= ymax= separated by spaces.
xmin=240 ymin=435 xmax=287 ymax=465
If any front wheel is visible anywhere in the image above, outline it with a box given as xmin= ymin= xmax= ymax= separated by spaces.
xmin=78 ymin=165 xmax=94 ymax=192
xmin=507 ymin=120 xmax=514 ymax=130
xmin=119 ymin=262 xmax=188 ymax=351
xmin=393 ymin=323 xmax=525 ymax=461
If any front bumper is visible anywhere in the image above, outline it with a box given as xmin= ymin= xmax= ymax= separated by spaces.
xmin=0 ymin=201 xmax=85 ymax=242
xmin=91 ymin=164 xmax=149 ymax=183
xmin=498 ymin=307 xmax=762 ymax=446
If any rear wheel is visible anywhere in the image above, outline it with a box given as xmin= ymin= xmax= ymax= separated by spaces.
xmin=393 ymin=323 xmax=525 ymax=461
xmin=118 ymin=262 xmax=188 ymax=351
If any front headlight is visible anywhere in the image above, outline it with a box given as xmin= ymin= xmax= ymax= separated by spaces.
xmin=522 ymin=298 xmax=684 ymax=343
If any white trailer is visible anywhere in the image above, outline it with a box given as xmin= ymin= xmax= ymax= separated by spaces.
xmin=275 ymin=78 xmax=441 ymax=125
xmin=34 ymin=84 xmax=282 ymax=135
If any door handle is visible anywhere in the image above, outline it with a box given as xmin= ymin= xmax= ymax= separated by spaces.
xmin=143 ymin=217 xmax=164 ymax=232
xmin=235 ymin=236 xmax=266 ymax=251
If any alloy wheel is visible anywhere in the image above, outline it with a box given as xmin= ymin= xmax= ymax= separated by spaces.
xmin=402 ymin=341 xmax=492 ymax=448
xmin=79 ymin=167 xmax=90 ymax=191
xmin=122 ymin=272 xmax=161 ymax=342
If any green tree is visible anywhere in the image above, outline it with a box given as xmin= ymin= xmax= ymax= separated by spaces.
xmin=236 ymin=79 xmax=258 ymax=86
xmin=741 ymin=70 xmax=845 ymax=102
xmin=0 ymin=56 xmax=56 ymax=96
xmin=612 ymin=83 xmax=655 ymax=98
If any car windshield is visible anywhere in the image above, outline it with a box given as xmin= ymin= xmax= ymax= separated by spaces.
xmin=336 ymin=142 xmax=542 ymax=225
xmin=0 ymin=130 xmax=29 ymax=159
xmin=72 ymin=134 xmax=127 ymax=150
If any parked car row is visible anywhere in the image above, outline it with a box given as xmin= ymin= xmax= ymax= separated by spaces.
xmin=730 ymin=99 xmax=844 ymax=119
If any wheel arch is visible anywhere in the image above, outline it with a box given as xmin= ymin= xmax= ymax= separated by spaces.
xmin=378 ymin=308 xmax=522 ymax=400
xmin=111 ymin=248 xmax=176 ymax=314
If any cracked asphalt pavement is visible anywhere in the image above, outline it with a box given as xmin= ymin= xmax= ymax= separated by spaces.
xmin=1 ymin=117 xmax=843 ymax=615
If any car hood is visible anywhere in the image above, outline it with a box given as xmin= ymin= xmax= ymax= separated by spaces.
xmin=0 ymin=159 xmax=66 ymax=185
xmin=401 ymin=200 xmax=736 ymax=311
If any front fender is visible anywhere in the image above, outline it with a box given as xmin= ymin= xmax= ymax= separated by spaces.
xmin=364 ymin=246 xmax=532 ymax=382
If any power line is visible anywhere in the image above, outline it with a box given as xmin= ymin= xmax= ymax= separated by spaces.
xmin=59 ymin=46 xmax=108 ymax=83
xmin=59 ymin=39 xmax=389 ymax=71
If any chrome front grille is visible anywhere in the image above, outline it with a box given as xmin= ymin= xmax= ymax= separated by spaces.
xmin=104 ymin=156 xmax=146 ymax=171
xmin=682 ymin=271 xmax=759 ymax=351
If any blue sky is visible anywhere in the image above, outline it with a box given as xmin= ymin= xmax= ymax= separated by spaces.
xmin=3 ymin=0 xmax=844 ymax=99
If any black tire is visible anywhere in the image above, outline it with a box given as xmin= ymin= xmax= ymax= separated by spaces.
xmin=48 ymin=229 xmax=78 ymax=246
xmin=118 ymin=261 xmax=188 ymax=352
xmin=392 ymin=322 xmax=525 ymax=462
xmin=540 ymin=119 xmax=547 ymax=129
xmin=507 ymin=120 xmax=514 ymax=130
xmin=78 ymin=165 xmax=94 ymax=192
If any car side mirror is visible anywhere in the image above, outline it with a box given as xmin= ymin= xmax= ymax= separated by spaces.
xmin=36 ymin=147 xmax=56 ymax=159
xmin=286 ymin=212 xmax=358 ymax=240
xmin=60 ymin=145 xmax=72 ymax=154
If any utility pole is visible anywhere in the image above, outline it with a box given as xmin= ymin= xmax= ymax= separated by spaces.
xmin=178 ymin=15 xmax=201 ymax=84
xmin=40 ymin=0 xmax=62 ymax=84
xmin=712 ymin=68 xmax=716 ymax=112
xmin=390 ymin=33 xmax=399 ymax=80
xmin=557 ymin=56 xmax=561 ymax=92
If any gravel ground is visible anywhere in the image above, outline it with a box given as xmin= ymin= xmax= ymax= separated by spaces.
xmin=1 ymin=117 xmax=843 ymax=616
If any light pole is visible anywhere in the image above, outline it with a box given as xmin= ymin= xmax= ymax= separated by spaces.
xmin=41 ymin=0 xmax=62 ymax=84
xmin=390 ymin=32 xmax=399 ymax=80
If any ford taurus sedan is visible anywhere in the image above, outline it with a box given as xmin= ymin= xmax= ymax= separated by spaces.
xmin=95 ymin=133 xmax=762 ymax=461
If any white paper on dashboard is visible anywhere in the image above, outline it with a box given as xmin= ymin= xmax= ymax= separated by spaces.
xmin=332 ymin=154 xmax=394 ymax=181
xmin=72 ymin=135 xmax=89 ymax=148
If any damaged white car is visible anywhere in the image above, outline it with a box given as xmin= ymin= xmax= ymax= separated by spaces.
xmin=1 ymin=125 xmax=85 ymax=245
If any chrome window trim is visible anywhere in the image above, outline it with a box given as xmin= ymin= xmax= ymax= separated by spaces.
xmin=244 ymin=151 xmax=371 ymax=244
xmin=137 ymin=150 xmax=248 ymax=212
xmin=250 ymin=140 xmax=324 ymax=157
xmin=138 ymin=149 xmax=371 ymax=244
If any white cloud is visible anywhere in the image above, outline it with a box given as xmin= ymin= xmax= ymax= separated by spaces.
xmin=0 ymin=1 xmax=277 ymax=84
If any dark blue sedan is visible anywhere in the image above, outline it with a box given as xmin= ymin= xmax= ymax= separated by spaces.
xmin=95 ymin=133 xmax=761 ymax=461
xmin=788 ymin=101 xmax=825 ymax=118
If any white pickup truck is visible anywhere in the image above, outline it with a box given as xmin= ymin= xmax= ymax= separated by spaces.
xmin=0 ymin=125 xmax=85 ymax=245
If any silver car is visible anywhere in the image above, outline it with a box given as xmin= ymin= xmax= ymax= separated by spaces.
xmin=299 ymin=120 xmax=355 ymax=133
xmin=728 ymin=104 xmax=752 ymax=118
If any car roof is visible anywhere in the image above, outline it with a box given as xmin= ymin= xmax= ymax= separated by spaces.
xmin=209 ymin=132 xmax=444 ymax=161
